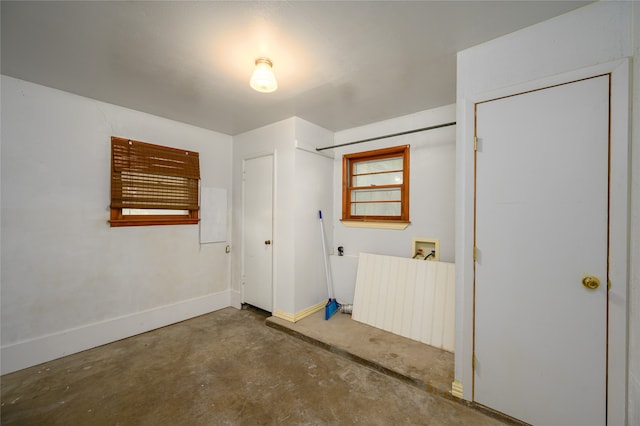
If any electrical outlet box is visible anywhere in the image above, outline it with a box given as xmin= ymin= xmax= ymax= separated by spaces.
xmin=412 ymin=238 xmax=440 ymax=261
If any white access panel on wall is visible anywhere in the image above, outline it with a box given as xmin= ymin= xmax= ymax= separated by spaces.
xmin=200 ymin=187 xmax=227 ymax=243
xmin=473 ymin=75 xmax=609 ymax=425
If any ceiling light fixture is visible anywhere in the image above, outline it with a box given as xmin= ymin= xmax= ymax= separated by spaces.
xmin=250 ymin=57 xmax=278 ymax=93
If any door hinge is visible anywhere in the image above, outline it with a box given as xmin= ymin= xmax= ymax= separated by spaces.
xmin=473 ymin=246 xmax=478 ymax=262
xmin=472 ymin=353 xmax=478 ymax=369
xmin=474 ymin=136 xmax=477 ymax=152
xmin=608 ymin=279 xmax=611 ymax=290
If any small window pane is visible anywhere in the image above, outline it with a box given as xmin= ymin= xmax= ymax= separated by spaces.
xmin=352 ymin=188 xmax=401 ymax=202
xmin=351 ymin=202 xmax=401 ymax=216
xmin=123 ymin=209 xmax=189 ymax=215
xmin=354 ymin=157 xmax=402 ymax=174
xmin=353 ymin=171 xmax=403 ymax=187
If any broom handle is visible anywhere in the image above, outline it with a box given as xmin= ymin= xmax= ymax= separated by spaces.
xmin=319 ymin=210 xmax=334 ymax=299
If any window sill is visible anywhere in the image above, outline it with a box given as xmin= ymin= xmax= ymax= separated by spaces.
xmin=340 ymin=220 xmax=410 ymax=230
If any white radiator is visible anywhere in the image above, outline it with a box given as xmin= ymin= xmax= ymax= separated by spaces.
xmin=352 ymin=253 xmax=455 ymax=352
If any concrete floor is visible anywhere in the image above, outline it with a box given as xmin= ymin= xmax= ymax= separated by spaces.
xmin=1 ymin=307 xmax=508 ymax=425
xmin=266 ymin=309 xmax=455 ymax=397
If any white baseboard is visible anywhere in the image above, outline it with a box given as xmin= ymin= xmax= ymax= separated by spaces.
xmin=229 ymin=289 xmax=242 ymax=309
xmin=272 ymin=301 xmax=325 ymax=323
xmin=451 ymin=380 xmax=464 ymax=399
xmin=1 ymin=290 xmax=231 ymax=375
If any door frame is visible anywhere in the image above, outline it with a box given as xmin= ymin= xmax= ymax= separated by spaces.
xmin=241 ymin=152 xmax=276 ymax=312
xmin=455 ymin=58 xmax=630 ymax=424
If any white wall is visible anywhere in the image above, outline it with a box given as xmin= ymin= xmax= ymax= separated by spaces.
xmin=231 ymin=117 xmax=333 ymax=317
xmin=0 ymin=76 xmax=233 ymax=374
xmin=293 ymin=120 xmax=334 ymax=313
xmin=455 ymin=2 xmax=638 ymax=424
xmin=330 ymin=104 xmax=456 ymax=303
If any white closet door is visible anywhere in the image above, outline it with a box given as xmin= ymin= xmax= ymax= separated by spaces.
xmin=242 ymin=155 xmax=274 ymax=312
xmin=474 ymin=75 xmax=609 ymax=425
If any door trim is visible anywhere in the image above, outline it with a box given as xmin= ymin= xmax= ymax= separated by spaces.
xmin=455 ymin=58 xmax=630 ymax=425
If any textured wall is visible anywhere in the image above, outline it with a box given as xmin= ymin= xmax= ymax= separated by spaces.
xmin=1 ymin=76 xmax=233 ymax=372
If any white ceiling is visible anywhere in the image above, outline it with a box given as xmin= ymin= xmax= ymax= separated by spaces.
xmin=1 ymin=1 xmax=591 ymax=135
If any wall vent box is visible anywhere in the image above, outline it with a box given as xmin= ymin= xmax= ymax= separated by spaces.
xmin=412 ymin=238 xmax=440 ymax=260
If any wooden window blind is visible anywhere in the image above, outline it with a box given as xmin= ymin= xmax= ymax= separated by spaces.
xmin=110 ymin=136 xmax=200 ymax=227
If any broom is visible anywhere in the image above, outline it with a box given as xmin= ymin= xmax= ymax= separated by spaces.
xmin=319 ymin=210 xmax=339 ymax=320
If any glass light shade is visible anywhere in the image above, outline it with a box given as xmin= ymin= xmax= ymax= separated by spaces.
xmin=250 ymin=58 xmax=278 ymax=93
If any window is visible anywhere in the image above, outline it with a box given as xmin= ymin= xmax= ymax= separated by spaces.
xmin=342 ymin=145 xmax=410 ymax=223
xmin=110 ymin=136 xmax=200 ymax=227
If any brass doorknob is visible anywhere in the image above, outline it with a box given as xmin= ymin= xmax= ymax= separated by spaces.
xmin=264 ymin=240 xmax=271 ymax=245
xmin=582 ymin=275 xmax=600 ymax=290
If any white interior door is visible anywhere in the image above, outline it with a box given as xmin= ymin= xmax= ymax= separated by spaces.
xmin=474 ymin=75 xmax=609 ymax=425
xmin=242 ymin=155 xmax=273 ymax=312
